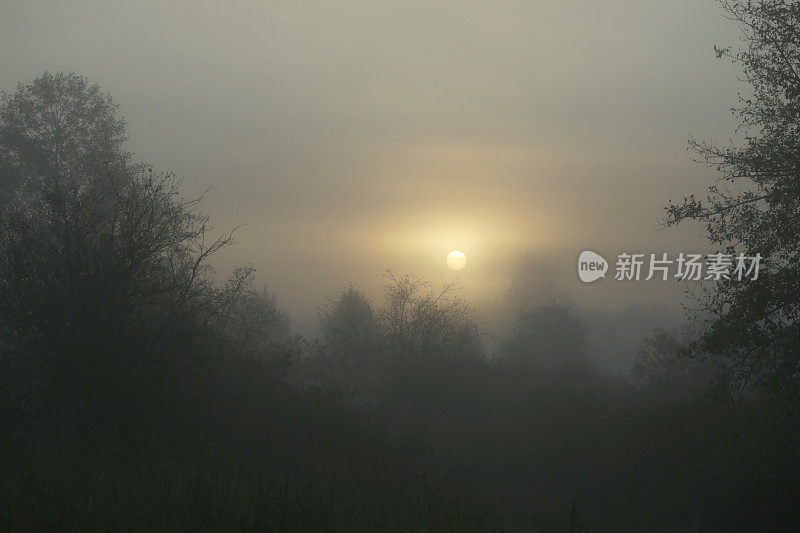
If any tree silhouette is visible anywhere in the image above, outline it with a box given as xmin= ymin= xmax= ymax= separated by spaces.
xmin=379 ymin=271 xmax=480 ymax=363
xmin=502 ymin=302 xmax=587 ymax=368
xmin=0 ymin=73 xmax=242 ymax=431
xmin=665 ymin=0 xmax=800 ymax=401
xmin=320 ymin=283 xmax=382 ymax=368
xmin=0 ymin=72 xmax=130 ymax=203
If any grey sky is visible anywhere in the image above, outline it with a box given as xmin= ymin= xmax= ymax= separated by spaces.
xmin=1 ymin=1 xmax=744 ymax=337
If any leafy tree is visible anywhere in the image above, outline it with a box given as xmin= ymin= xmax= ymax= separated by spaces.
xmin=0 ymin=72 xmax=242 ymax=431
xmin=632 ymin=326 xmax=723 ymax=400
xmin=294 ymin=284 xmax=384 ymax=397
xmin=504 ymin=251 xmax=567 ymax=315
xmin=665 ymin=0 xmax=800 ymax=401
xmin=502 ymin=302 xmax=587 ymax=368
xmin=319 ymin=283 xmax=382 ymax=368
xmin=220 ymin=280 xmax=293 ymax=370
xmin=0 ymin=72 xmax=130 ymax=203
xmin=500 ymin=252 xmax=587 ymax=368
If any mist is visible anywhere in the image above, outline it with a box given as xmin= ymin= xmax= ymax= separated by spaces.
xmin=2 ymin=1 xmax=800 ymax=530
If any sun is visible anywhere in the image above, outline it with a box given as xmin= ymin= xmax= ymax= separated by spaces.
xmin=446 ymin=250 xmax=467 ymax=270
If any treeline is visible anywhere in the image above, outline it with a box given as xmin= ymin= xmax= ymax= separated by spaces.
xmin=0 ymin=72 xmax=793 ymax=532
xmin=3 ymin=15 xmax=800 ymax=525
xmin=0 ymin=73 xmax=503 ymax=530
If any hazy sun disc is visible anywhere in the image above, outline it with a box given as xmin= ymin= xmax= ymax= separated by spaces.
xmin=446 ymin=250 xmax=467 ymax=270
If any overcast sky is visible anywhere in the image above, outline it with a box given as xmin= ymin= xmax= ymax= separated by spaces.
xmin=1 ymin=1 xmax=745 ymax=336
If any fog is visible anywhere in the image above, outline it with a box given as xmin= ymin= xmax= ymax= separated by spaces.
xmin=1 ymin=1 xmax=738 ymax=348
xmin=2 ymin=1 xmax=798 ymax=530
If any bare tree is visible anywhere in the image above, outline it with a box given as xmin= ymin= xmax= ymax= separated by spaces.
xmin=378 ymin=271 xmax=480 ymax=363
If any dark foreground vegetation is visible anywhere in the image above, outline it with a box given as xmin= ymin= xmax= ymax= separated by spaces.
xmin=2 ymin=327 xmax=799 ymax=530
xmin=2 ymin=1 xmax=800 ymax=530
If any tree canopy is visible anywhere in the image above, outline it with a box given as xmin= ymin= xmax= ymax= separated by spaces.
xmin=666 ymin=0 xmax=800 ymax=402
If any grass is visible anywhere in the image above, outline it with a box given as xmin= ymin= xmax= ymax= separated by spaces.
xmin=0 ymin=442 xmax=501 ymax=532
